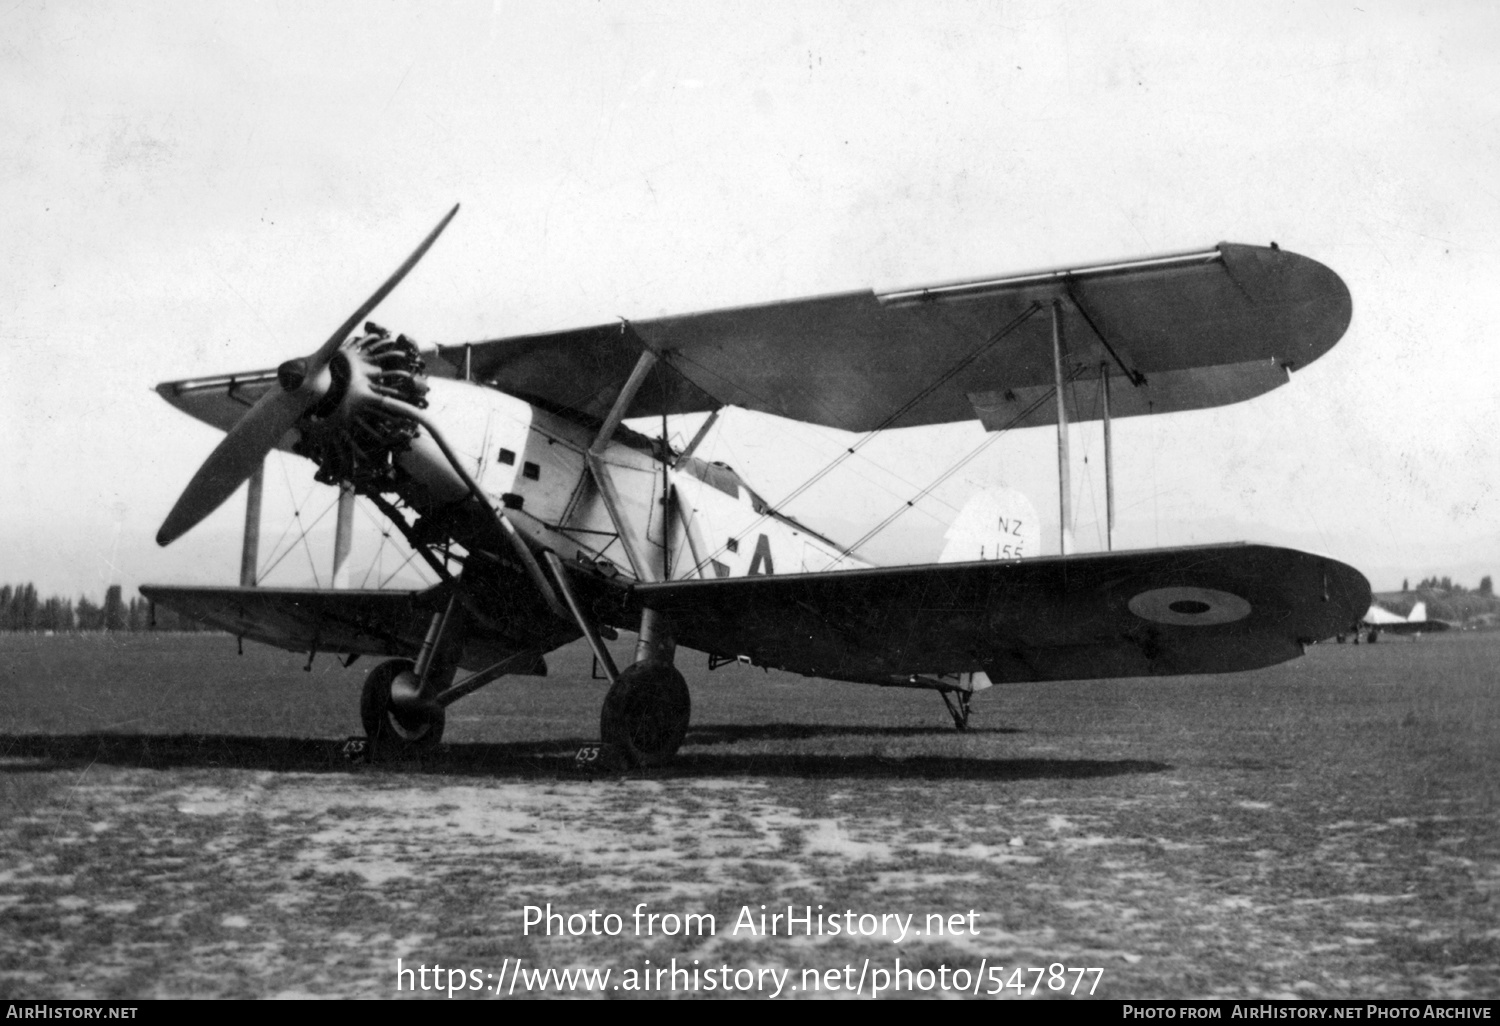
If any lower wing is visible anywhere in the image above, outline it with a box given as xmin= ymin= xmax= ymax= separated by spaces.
xmin=1368 ymin=620 xmax=1449 ymax=635
xmin=620 ymin=543 xmax=1370 ymax=685
xmin=137 ymin=585 xmax=556 ymax=673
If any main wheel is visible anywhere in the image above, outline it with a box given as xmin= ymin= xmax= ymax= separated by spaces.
xmin=600 ymin=662 xmax=691 ymax=767
xmin=360 ymin=658 xmax=445 ymax=753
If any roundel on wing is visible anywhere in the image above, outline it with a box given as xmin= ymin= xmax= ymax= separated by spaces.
xmin=1127 ymin=587 xmax=1252 ymax=626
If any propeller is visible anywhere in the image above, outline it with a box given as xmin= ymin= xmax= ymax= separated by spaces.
xmin=156 ymin=204 xmax=460 ymax=547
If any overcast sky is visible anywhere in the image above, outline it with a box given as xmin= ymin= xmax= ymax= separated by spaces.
xmin=3 ymin=0 xmax=1498 ymax=598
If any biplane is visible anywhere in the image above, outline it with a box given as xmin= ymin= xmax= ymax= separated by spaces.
xmin=142 ymin=206 xmax=1371 ymax=765
xmin=1350 ymin=601 xmax=1450 ymax=642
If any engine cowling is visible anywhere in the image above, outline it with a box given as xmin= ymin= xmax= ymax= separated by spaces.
xmin=294 ymin=323 xmax=430 ymax=494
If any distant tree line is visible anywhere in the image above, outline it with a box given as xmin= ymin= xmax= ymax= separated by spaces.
xmin=1384 ymin=573 xmax=1500 ymax=628
xmin=0 ymin=583 xmax=207 ymax=632
xmin=1406 ymin=575 xmax=1493 ymax=596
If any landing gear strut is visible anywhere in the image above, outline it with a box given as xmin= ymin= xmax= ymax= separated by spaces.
xmin=360 ymin=591 xmax=465 ymax=757
xmin=939 ymin=689 xmax=973 ymax=731
xmin=545 ymin=555 xmax=694 ymax=767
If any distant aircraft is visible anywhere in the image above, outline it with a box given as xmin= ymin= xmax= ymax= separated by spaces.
xmin=1344 ymin=601 xmax=1451 ymax=643
xmin=141 ymin=206 xmax=1370 ymax=765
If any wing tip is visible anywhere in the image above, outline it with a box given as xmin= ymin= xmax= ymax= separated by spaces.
xmin=1219 ymin=242 xmax=1354 ymax=363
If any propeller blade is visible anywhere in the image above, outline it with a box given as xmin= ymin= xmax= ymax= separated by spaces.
xmin=307 ymin=203 xmax=460 ymax=369
xmin=155 ymin=386 xmax=310 ymax=546
xmin=157 ymin=204 xmax=461 ymax=547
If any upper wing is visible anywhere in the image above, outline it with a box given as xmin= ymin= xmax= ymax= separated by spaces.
xmin=438 ymin=242 xmax=1351 ymax=432
xmin=155 ymin=244 xmax=1349 ymax=437
xmin=137 ymin=585 xmax=560 ymax=672
xmin=612 ymin=543 xmax=1369 ymax=684
xmin=153 ymin=370 xmax=297 ymax=450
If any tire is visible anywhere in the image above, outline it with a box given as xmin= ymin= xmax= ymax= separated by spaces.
xmin=600 ymin=662 xmax=691 ymax=768
xmin=360 ymin=658 xmax=445 ymax=753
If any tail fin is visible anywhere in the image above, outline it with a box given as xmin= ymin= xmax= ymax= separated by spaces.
xmin=936 ymin=487 xmax=1039 ymax=694
xmin=956 ymin=671 xmax=993 ymax=693
xmin=940 ymin=486 xmax=1041 ymax=564
xmin=1408 ymin=601 xmax=1427 ymax=622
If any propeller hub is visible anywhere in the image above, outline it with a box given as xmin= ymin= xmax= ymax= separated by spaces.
xmin=277 ymin=358 xmax=309 ymax=392
xmin=307 ymin=350 xmax=354 ymax=419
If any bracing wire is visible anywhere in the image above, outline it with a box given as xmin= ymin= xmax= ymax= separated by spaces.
xmin=354 ymin=495 xmax=438 ymax=589
xmin=255 ymin=452 xmax=309 ymax=579
xmin=294 ymin=506 xmax=324 ymax=589
xmin=680 ymin=301 xmax=1047 ymax=574
xmin=827 ymin=366 xmax=1090 ymax=566
xmin=354 ymin=498 xmax=394 ymax=589
xmin=258 ymin=491 xmax=339 ymax=585
xmin=1070 ymin=366 xmax=1104 ymax=550
xmin=378 ymin=548 xmax=424 ymax=590
xmin=257 ymin=453 xmax=337 ymax=584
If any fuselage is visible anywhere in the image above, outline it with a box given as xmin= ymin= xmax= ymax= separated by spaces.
xmin=381 ymin=377 xmax=871 ymax=585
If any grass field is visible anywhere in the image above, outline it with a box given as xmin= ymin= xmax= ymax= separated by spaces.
xmin=1 ymin=630 xmax=1496 ymax=999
